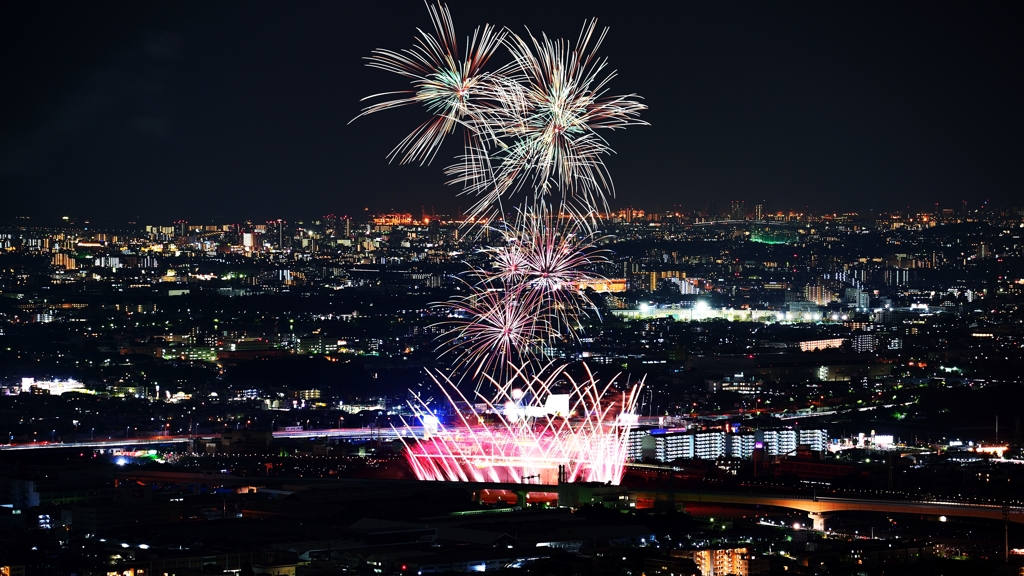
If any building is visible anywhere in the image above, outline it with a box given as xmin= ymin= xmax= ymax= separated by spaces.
xmin=21 ymin=378 xmax=85 ymax=396
xmin=643 ymin=429 xmax=823 ymax=462
xmin=851 ymin=332 xmax=876 ymax=353
xmin=803 ymin=284 xmax=837 ymax=306
xmin=728 ymin=433 xmax=758 ymax=459
xmin=730 ymin=200 xmax=746 ymax=221
xmin=798 ymin=429 xmax=829 ymax=453
xmin=798 ymin=338 xmax=845 ymax=352
xmin=576 ymin=278 xmax=627 ymax=293
xmin=758 ymin=430 xmax=798 ymax=457
xmin=627 ymin=428 xmax=651 ymax=461
xmin=676 ymin=548 xmax=768 ymax=576
xmin=694 ymin=431 xmax=726 ymax=460
xmin=844 ymin=287 xmax=871 ymax=308
xmin=787 ymin=301 xmax=820 ymax=317
xmin=706 ymin=374 xmax=763 ymax=396
xmin=642 ymin=430 xmax=694 ymax=462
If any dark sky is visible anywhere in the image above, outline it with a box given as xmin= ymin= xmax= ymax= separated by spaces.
xmin=1 ymin=1 xmax=1021 ymax=224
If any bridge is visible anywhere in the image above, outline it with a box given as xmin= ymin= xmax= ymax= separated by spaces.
xmin=631 ymin=489 xmax=1024 ymax=530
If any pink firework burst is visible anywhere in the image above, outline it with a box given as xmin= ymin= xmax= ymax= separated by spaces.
xmin=396 ymin=362 xmax=643 ymax=485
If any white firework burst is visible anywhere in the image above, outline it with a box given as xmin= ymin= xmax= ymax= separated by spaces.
xmin=352 ymin=2 xmax=508 ymax=165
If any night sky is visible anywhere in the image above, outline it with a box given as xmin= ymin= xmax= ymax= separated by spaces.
xmin=2 ymin=1 xmax=1021 ymax=224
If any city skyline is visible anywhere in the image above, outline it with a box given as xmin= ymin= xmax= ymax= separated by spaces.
xmin=6 ymin=197 xmax=1018 ymax=229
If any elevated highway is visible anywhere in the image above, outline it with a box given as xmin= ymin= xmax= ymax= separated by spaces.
xmin=632 ymin=490 xmax=1024 ymax=529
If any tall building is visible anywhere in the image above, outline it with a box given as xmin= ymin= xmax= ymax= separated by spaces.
xmin=51 ymin=253 xmax=77 ymax=270
xmin=730 ymin=200 xmax=746 ymax=221
xmin=884 ymin=269 xmax=909 ymax=286
xmin=681 ymin=548 xmax=768 ymax=576
xmin=803 ymin=284 xmax=837 ymax=306
xmin=628 ymin=428 xmax=651 ymax=461
xmin=266 ymin=219 xmax=287 ymax=249
xmin=851 ymin=333 xmax=876 ymax=353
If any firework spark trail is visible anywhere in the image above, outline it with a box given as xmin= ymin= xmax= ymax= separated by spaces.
xmin=396 ymin=363 xmax=643 ymax=484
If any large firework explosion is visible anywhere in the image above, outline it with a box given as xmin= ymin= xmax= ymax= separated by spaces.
xmin=354 ymin=4 xmax=646 ymax=219
xmin=356 ymin=3 xmax=646 ymax=485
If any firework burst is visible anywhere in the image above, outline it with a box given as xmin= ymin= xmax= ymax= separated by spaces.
xmin=433 ymin=281 xmax=548 ymax=380
xmin=358 ymin=4 xmax=648 ymax=486
xmin=352 ymin=3 xmax=507 ymax=165
xmin=489 ymin=204 xmax=609 ymax=337
xmin=449 ymin=20 xmax=647 ymax=221
xmin=397 ymin=362 xmax=643 ymax=484
xmin=355 ymin=4 xmax=645 ymax=221
xmin=433 ymin=204 xmax=608 ymax=384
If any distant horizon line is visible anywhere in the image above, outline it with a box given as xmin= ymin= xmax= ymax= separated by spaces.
xmin=8 ymin=195 xmax=1011 ymax=225
xmin=4 ymin=203 xmax=1018 ymax=230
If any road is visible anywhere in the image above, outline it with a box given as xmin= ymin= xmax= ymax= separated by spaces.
xmin=630 ymin=489 xmax=1024 ymax=527
xmin=0 ymin=427 xmax=425 ymax=451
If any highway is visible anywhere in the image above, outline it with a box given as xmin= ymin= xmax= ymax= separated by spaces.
xmin=0 ymin=426 xmax=425 ymax=451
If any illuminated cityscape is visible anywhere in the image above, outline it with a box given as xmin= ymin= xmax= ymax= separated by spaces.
xmin=2 ymin=2 xmax=1024 ymax=576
